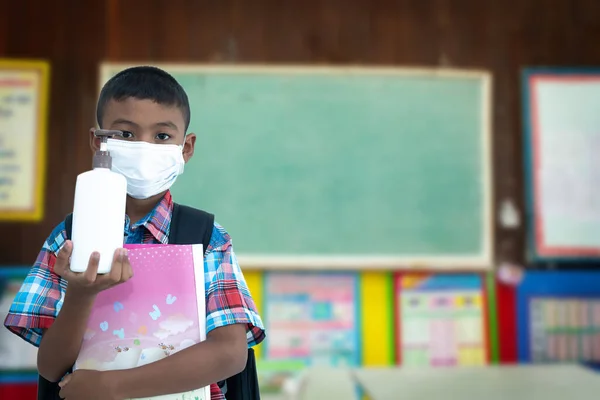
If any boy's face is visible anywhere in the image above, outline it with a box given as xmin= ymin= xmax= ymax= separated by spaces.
xmin=90 ymin=97 xmax=196 ymax=163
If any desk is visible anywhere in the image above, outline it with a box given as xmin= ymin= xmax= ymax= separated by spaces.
xmin=353 ymin=365 xmax=600 ymax=400
xmin=299 ymin=367 xmax=356 ymax=400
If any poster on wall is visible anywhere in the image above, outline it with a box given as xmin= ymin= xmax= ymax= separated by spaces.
xmin=529 ymin=298 xmax=600 ymax=362
xmin=0 ymin=59 xmax=50 ymax=222
xmin=263 ymin=272 xmax=360 ymax=367
xmin=0 ymin=268 xmax=38 ymax=370
xmin=522 ymin=68 xmax=600 ymax=261
xmin=516 ymin=270 xmax=600 ymax=363
xmin=396 ymin=273 xmax=487 ymax=367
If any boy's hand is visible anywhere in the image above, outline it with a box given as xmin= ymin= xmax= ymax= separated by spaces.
xmin=59 ymin=369 xmax=122 ymax=400
xmin=54 ymin=240 xmax=133 ymax=299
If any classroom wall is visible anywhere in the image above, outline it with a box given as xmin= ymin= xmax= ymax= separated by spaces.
xmin=1 ymin=0 xmax=600 ymax=267
xmin=2 ymin=3 xmax=600 ymax=398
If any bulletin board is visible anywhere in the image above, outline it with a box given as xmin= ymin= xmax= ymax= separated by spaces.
xmin=0 ymin=59 xmax=50 ymax=222
xmin=394 ymin=273 xmax=491 ymax=366
xmin=245 ymin=270 xmax=505 ymax=371
xmin=261 ymin=271 xmax=361 ymax=367
xmin=256 ymin=270 xmax=400 ymax=370
xmin=522 ymin=68 xmax=600 ymax=261
xmin=516 ymin=270 xmax=600 ymax=363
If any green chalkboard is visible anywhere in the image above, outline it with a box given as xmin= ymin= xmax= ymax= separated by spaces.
xmin=100 ymin=65 xmax=492 ymax=269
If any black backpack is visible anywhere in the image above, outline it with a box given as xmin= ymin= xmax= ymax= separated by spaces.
xmin=37 ymin=203 xmax=261 ymax=400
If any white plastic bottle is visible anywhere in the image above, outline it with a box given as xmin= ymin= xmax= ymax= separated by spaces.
xmin=70 ymin=130 xmax=127 ymax=274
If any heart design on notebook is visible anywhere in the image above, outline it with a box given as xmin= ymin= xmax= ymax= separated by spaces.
xmin=113 ymin=328 xmax=125 ymax=339
xmin=166 ymin=294 xmax=177 ymax=305
xmin=113 ymin=301 xmax=124 ymax=313
xmin=149 ymin=305 xmax=161 ymax=321
xmin=100 ymin=321 xmax=109 ymax=332
xmin=129 ymin=312 xmax=138 ymax=323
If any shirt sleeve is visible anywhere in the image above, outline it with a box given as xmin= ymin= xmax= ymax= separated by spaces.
xmin=3 ymin=221 xmax=68 ymax=347
xmin=204 ymin=223 xmax=265 ymax=347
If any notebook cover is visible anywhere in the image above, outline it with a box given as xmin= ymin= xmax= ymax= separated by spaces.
xmin=74 ymin=243 xmax=210 ymax=400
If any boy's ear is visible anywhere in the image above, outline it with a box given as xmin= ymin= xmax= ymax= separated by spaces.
xmin=182 ymin=133 xmax=196 ymax=163
xmin=89 ymin=128 xmax=101 ymax=152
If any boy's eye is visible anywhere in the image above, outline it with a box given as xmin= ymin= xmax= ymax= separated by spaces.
xmin=156 ymin=133 xmax=171 ymax=141
xmin=121 ymin=131 xmax=134 ymax=139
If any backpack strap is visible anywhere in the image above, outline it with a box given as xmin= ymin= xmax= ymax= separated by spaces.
xmin=65 ymin=212 xmax=73 ymax=240
xmin=169 ymin=203 xmax=214 ymax=252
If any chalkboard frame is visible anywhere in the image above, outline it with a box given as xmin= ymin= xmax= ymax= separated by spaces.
xmin=99 ymin=63 xmax=494 ymax=271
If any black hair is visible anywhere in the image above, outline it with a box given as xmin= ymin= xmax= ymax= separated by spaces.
xmin=96 ymin=66 xmax=191 ymax=131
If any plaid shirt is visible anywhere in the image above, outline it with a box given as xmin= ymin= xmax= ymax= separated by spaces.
xmin=3 ymin=191 xmax=265 ymax=400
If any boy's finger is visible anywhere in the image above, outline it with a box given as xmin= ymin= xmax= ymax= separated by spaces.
xmin=54 ymin=261 xmax=75 ymax=281
xmin=120 ymin=249 xmax=132 ymax=281
xmin=58 ymin=374 xmax=72 ymax=387
xmin=82 ymin=252 xmax=100 ymax=284
xmin=107 ymin=248 xmax=124 ymax=283
xmin=54 ymin=241 xmax=74 ymax=279
xmin=55 ymin=241 xmax=73 ymax=269
xmin=58 ymin=385 xmax=69 ymax=399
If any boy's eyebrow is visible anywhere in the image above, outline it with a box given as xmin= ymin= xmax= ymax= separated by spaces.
xmin=154 ymin=121 xmax=179 ymax=130
xmin=111 ymin=118 xmax=139 ymax=127
xmin=111 ymin=119 xmax=178 ymax=131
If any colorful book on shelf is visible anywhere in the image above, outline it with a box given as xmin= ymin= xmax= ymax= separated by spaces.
xmin=74 ymin=243 xmax=210 ymax=400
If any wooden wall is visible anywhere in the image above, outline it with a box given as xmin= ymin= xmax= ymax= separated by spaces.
xmin=1 ymin=0 xmax=600 ymax=265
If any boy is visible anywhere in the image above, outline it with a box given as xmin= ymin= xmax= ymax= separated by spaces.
xmin=3 ymin=66 xmax=265 ymax=400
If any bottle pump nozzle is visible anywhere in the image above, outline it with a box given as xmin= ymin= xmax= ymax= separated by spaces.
xmin=93 ymin=129 xmax=123 ymax=169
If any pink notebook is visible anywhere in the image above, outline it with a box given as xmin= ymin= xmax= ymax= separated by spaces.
xmin=74 ymin=244 xmax=210 ymax=400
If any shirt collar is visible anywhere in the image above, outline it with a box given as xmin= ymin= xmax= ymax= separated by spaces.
xmin=124 ymin=190 xmax=173 ymax=244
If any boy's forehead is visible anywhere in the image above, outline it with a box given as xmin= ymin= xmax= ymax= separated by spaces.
xmin=102 ymin=98 xmax=186 ymax=130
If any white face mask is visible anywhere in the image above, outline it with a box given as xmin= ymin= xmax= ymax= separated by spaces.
xmin=106 ymin=138 xmax=185 ymax=199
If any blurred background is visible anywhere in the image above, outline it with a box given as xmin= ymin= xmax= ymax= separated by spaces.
xmin=2 ymin=0 xmax=600 ymax=399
